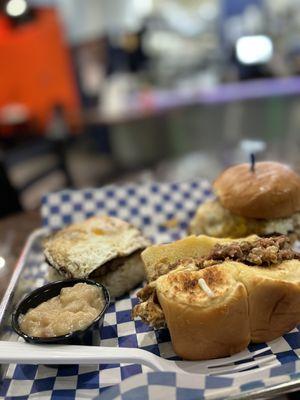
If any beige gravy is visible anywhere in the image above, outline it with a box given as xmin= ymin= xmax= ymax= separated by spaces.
xmin=19 ymin=283 xmax=105 ymax=337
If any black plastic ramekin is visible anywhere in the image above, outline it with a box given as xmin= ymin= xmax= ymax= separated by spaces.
xmin=12 ymin=278 xmax=110 ymax=345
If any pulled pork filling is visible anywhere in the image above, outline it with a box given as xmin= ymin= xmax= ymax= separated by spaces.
xmin=149 ymin=236 xmax=299 ymax=282
xmin=133 ymin=235 xmax=300 ymax=328
xmin=89 ymin=250 xmax=141 ymax=278
xmin=199 ymin=235 xmax=300 ymax=268
xmin=132 ymin=287 xmax=165 ymax=328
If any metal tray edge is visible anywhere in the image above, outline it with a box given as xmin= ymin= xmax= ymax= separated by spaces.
xmin=0 ymin=227 xmax=48 ymax=325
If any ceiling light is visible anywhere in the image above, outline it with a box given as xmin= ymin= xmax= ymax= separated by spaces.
xmin=236 ymin=35 xmax=273 ymax=65
xmin=0 ymin=257 xmax=6 ymax=270
xmin=5 ymin=0 xmax=28 ymax=18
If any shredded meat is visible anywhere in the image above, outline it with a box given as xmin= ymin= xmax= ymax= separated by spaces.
xmin=46 ymin=250 xmax=142 ymax=279
xmin=136 ymin=283 xmax=156 ymax=301
xmin=151 ymin=261 xmax=176 ymax=282
xmin=150 ymin=258 xmax=199 ymax=282
xmin=199 ymin=236 xmax=300 ymax=268
xmin=132 ymin=291 xmax=165 ymax=328
xmin=90 ymin=250 xmax=141 ymax=277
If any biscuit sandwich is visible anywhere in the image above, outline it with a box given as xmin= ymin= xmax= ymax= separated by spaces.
xmin=132 ymin=234 xmax=300 ymax=360
xmin=189 ymin=161 xmax=300 ymax=240
xmin=44 ymin=215 xmax=150 ymax=298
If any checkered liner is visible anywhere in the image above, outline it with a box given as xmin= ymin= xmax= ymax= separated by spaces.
xmin=1 ymin=181 xmax=300 ymax=399
xmin=101 ymin=363 xmax=300 ymax=400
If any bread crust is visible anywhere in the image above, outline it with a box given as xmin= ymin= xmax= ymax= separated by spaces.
xmin=156 ymin=266 xmax=250 ymax=360
xmin=154 ymin=260 xmax=300 ymax=359
xmin=237 ymin=260 xmax=300 ymax=342
xmin=213 ymin=162 xmax=300 ymax=219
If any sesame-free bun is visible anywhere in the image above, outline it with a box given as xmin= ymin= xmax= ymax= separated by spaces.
xmin=155 ymin=259 xmax=300 ymax=360
xmin=237 ymin=259 xmax=300 ymax=343
xmin=156 ymin=266 xmax=250 ymax=360
xmin=213 ymin=161 xmax=300 ymax=219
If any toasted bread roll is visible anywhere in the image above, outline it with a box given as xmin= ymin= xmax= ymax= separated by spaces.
xmin=237 ymin=260 xmax=300 ymax=342
xmin=156 ymin=266 xmax=250 ymax=360
xmin=134 ymin=235 xmax=300 ymax=360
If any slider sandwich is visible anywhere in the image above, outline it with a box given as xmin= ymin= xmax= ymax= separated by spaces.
xmin=132 ymin=234 xmax=300 ymax=360
xmin=189 ymin=162 xmax=300 ymax=240
xmin=44 ymin=216 xmax=150 ymax=298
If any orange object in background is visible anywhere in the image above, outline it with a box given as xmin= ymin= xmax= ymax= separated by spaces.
xmin=0 ymin=7 xmax=81 ymax=137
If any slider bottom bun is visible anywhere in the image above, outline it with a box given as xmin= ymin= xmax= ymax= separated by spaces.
xmin=156 ymin=266 xmax=250 ymax=360
xmin=237 ymin=260 xmax=300 ymax=343
xmin=48 ymin=252 xmax=145 ymax=298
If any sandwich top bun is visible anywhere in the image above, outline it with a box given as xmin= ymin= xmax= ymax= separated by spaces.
xmin=156 ymin=266 xmax=250 ymax=360
xmin=237 ymin=259 xmax=300 ymax=343
xmin=155 ymin=259 xmax=300 ymax=360
xmin=213 ymin=161 xmax=300 ymax=219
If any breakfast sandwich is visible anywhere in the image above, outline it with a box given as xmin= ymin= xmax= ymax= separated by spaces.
xmin=189 ymin=161 xmax=300 ymax=241
xmin=44 ymin=216 xmax=150 ymax=298
xmin=132 ymin=234 xmax=300 ymax=360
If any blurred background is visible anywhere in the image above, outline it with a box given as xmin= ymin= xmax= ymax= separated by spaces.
xmin=1 ymin=0 xmax=300 ymax=218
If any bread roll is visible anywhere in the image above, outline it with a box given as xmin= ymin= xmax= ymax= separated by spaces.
xmin=156 ymin=266 xmax=250 ymax=360
xmin=134 ymin=235 xmax=300 ymax=359
xmin=154 ymin=260 xmax=300 ymax=359
xmin=237 ymin=260 xmax=300 ymax=342
xmin=213 ymin=162 xmax=300 ymax=219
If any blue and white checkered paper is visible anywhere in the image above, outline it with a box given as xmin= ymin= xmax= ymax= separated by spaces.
xmin=1 ymin=180 xmax=300 ymax=399
xmin=41 ymin=181 xmax=213 ymax=244
xmin=101 ymin=362 xmax=300 ymax=400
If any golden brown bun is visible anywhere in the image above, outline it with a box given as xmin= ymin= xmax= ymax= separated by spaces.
xmin=142 ymin=234 xmax=258 ymax=282
xmin=156 ymin=266 xmax=250 ymax=360
xmin=213 ymin=162 xmax=300 ymax=219
xmin=237 ymin=260 xmax=300 ymax=342
xmin=155 ymin=259 xmax=300 ymax=360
